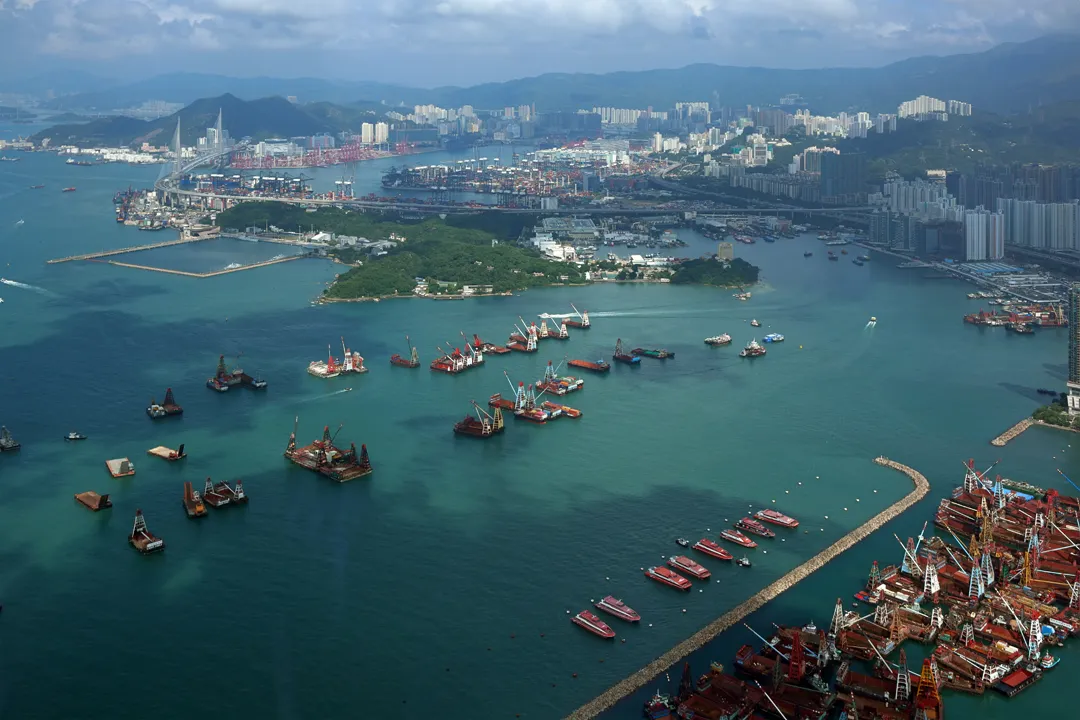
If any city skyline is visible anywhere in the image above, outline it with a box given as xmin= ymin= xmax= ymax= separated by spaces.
xmin=0 ymin=1 xmax=1079 ymax=86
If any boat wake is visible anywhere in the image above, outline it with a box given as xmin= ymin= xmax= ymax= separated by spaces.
xmin=298 ymin=387 xmax=353 ymax=403
xmin=0 ymin=277 xmax=54 ymax=296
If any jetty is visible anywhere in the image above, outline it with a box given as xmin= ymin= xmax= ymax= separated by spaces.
xmin=565 ymin=456 xmax=930 ymax=720
xmin=990 ymin=417 xmax=1034 ymax=446
xmin=47 ymin=235 xmax=204 ymax=263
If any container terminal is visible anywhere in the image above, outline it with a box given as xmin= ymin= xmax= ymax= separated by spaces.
xmin=578 ymin=458 xmax=1080 ymax=720
xmin=284 ymin=419 xmax=372 ymax=482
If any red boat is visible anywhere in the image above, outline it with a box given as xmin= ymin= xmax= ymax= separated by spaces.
xmin=572 ymin=610 xmax=616 ymax=638
xmin=62 ymin=187 xmax=76 ymax=192
xmin=564 ymin=305 xmax=590 ymax=328
xmin=488 ymin=393 xmax=515 ymax=411
xmin=473 ymin=334 xmax=510 ymax=354
xmin=201 ymin=477 xmax=231 ymax=507
xmin=693 ymin=538 xmax=734 ymax=561
xmin=668 ymin=555 xmax=711 ymax=580
xmin=541 ymin=401 xmax=581 ymax=418
xmin=719 ymin=529 xmax=758 ymax=548
xmin=755 ymin=508 xmax=800 ymax=528
xmin=644 ymin=566 xmax=692 ymax=590
xmin=567 ymin=359 xmax=610 ymax=373
xmin=453 ymin=402 xmax=504 ymax=438
xmin=390 ymin=335 xmax=420 ymax=368
xmin=595 ymin=595 xmax=640 ymax=622
xmin=735 ymin=517 xmax=776 ymax=538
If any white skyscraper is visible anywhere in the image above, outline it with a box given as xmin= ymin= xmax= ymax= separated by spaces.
xmin=374 ymin=122 xmax=389 ymax=144
xmin=651 ymin=132 xmax=663 ymax=153
xmin=964 ymin=207 xmax=1005 ymax=261
xmin=360 ymin=123 xmax=374 ymax=144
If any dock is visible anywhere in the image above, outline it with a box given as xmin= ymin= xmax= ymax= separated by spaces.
xmin=991 ymin=417 xmax=1034 ymax=446
xmin=565 ymin=456 xmax=930 ymax=720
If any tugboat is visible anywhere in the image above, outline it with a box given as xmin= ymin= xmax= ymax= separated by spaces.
xmin=739 ymin=339 xmax=766 ymax=358
xmin=736 ymin=557 xmax=752 ymax=568
xmin=595 ymin=596 xmax=641 ymax=623
xmin=750 ymin=319 xmax=761 ymax=327
xmin=572 ymin=610 xmax=616 ymax=638
xmin=612 ymin=339 xmax=641 ymax=365
xmin=668 ymin=555 xmax=711 ymax=580
xmin=643 ymin=691 xmax=675 ymax=720
xmin=146 ymin=388 xmax=183 ymax=418
xmin=735 ymin=517 xmax=776 ymax=538
xmin=1041 ymin=652 xmax=1060 ymax=670
xmin=719 ymin=528 xmax=758 ymax=548
xmin=693 ymin=538 xmax=734 ymax=560
xmin=128 ymin=509 xmax=165 ymax=554
xmin=704 ymin=333 xmax=732 ymax=346
xmin=390 ymin=335 xmax=421 ymax=368
xmin=64 ymin=431 xmax=88 ymax=441
xmin=453 ymin=402 xmax=505 ymax=438
xmin=644 ymin=566 xmax=692 ymax=590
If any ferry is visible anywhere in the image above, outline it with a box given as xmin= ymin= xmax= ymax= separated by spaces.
xmin=692 ymin=538 xmax=733 ymax=561
xmin=763 ymin=333 xmax=784 ymax=343
xmin=572 ymin=610 xmax=616 ymax=639
xmin=755 ymin=509 xmax=800 ymax=528
xmin=719 ymin=529 xmax=758 ymax=549
xmin=739 ymin=340 xmax=766 ymax=358
xmin=704 ymin=334 xmax=732 ymax=346
xmin=644 ymin=566 xmax=692 ymax=591
xmin=595 ymin=596 xmax=641 ymax=622
xmin=735 ymin=517 xmax=776 ymax=538
xmin=668 ymin=555 xmax=711 ymax=580
xmin=750 ymin=319 xmax=761 ymax=327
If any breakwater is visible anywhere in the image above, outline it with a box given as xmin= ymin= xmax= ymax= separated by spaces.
xmin=104 ymin=254 xmax=306 ymax=278
xmin=565 ymin=456 xmax=930 ymax=720
xmin=46 ymin=235 xmax=205 ymax=263
xmin=991 ymin=417 xmax=1035 ymax=446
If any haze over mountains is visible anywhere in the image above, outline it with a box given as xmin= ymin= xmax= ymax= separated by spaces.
xmin=7 ymin=35 xmax=1080 ymax=116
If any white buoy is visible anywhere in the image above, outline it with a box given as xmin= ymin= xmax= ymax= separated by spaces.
xmin=782 ymin=538 xmax=786 ymax=542
xmin=786 ymin=490 xmax=790 ymax=494
xmin=825 ymin=515 xmax=829 ymax=519
xmin=873 ymin=490 xmax=878 ymax=493
xmin=682 ymin=609 xmax=687 ymax=613
xmin=605 ymin=577 xmax=610 ymax=581
xmin=772 ymin=499 xmax=776 ymax=503
xmin=649 ymin=623 xmax=653 ymax=627
xmin=763 ymin=550 xmax=767 ymax=554
xmin=816 ymin=476 xmax=820 ymax=479
xmin=856 ymin=498 xmax=860 ymax=502
xmin=844 ymin=507 xmax=848 ymax=511
xmin=798 ymin=482 xmax=802 ymax=486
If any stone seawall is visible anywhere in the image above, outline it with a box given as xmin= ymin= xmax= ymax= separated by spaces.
xmin=565 ymin=456 xmax=930 ymax=720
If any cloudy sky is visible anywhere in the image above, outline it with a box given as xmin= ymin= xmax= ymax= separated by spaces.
xmin=0 ymin=0 xmax=1077 ymax=86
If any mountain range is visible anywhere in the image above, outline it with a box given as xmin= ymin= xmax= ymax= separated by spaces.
xmin=6 ymin=35 xmax=1080 ymax=116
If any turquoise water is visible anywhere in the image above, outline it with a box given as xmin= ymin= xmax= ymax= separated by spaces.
xmin=1 ymin=141 xmax=1078 ymax=720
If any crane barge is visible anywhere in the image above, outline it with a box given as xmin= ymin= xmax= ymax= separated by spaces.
xmin=284 ymin=418 xmax=373 ymax=482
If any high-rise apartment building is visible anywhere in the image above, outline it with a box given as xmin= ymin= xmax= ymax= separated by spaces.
xmin=360 ymin=123 xmax=374 ymax=144
xmin=963 ymin=207 xmax=1005 ymax=261
xmin=374 ymin=122 xmax=389 ymax=144
xmin=820 ymin=152 xmax=867 ymax=200
xmin=1069 ymin=286 xmax=1080 ymax=413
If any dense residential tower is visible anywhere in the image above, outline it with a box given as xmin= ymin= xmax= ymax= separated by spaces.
xmin=1069 ymin=285 xmax=1080 ymax=414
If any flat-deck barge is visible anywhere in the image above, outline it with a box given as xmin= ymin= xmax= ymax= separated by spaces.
xmin=284 ymin=420 xmax=372 ymax=482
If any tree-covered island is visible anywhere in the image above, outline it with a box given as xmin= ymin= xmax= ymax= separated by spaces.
xmin=670 ymin=257 xmax=760 ymax=287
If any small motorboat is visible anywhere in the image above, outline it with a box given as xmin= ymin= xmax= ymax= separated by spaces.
xmin=64 ymin=432 xmax=87 ymax=441
xmin=676 ymin=538 xmax=690 ymax=548
xmin=750 ymin=319 xmax=761 ymax=327
xmin=736 ymin=557 xmax=752 ymax=568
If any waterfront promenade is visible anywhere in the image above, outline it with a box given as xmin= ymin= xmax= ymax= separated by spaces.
xmin=565 ymin=456 xmax=930 ymax=720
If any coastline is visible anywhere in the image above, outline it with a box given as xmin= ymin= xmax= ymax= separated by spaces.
xmin=565 ymin=456 xmax=930 ymax=720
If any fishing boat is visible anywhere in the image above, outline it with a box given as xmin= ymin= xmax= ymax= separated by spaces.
xmin=644 ymin=566 xmax=692 ymax=591
xmin=693 ymin=538 xmax=734 ymax=560
xmin=595 ymin=596 xmax=641 ymax=623
xmin=739 ymin=340 xmax=766 ymax=358
xmin=704 ymin=334 xmax=732 ymax=346
xmin=572 ymin=610 xmax=616 ymax=638
xmin=453 ymin=402 xmax=505 ymax=438
xmin=390 ymin=335 xmax=421 ymax=368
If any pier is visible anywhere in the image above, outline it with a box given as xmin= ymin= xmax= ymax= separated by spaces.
xmin=46 ymin=235 xmax=205 ymax=263
xmin=565 ymin=457 xmax=930 ymax=720
xmin=103 ymin=254 xmax=306 ymax=278
xmin=991 ymin=417 xmax=1035 ymax=446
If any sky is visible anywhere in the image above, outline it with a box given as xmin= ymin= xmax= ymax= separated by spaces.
xmin=0 ymin=0 xmax=1078 ymax=87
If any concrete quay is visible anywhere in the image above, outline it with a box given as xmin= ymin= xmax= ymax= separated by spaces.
xmin=991 ymin=417 xmax=1035 ymax=446
xmin=565 ymin=456 xmax=930 ymax=720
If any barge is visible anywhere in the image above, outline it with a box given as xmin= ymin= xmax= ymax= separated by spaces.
xmin=284 ymin=419 xmax=373 ymax=482
xmin=181 ymin=481 xmax=207 ymax=517
xmin=563 ymin=304 xmax=590 ymax=329
xmin=541 ymin=401 xmax=581 ymax=418
xmin=535 ymin=360 xmax=583 ymax=395
xmin=206 ymin=354 xmax=267 ymax=391
xmin=631 ymin=347 xmax=675 ymax=359
xmin=201 ymin=477 xmax=231 ymax=507
xmin=454 ymin=402 xmax=505 ymax=438
xmin=147 ymin=444 xmax=185 ymax=461
xmin=105 ymin=458 xmax=135 ymax=478
xmin=128 ymin=509 xmax=164 ymax=554
xmin=147 ymin=388 xmax=183 ymax=418
xmin=567 ymin=359 xmax=610 ymax=373
xmin=74 ymin=491 xmax=111 ymax=511
xmin=472 ymin=334 xmax=510 ymax=354
xmin=390 ymin=335 xmax=421 ymax=368
xmin=613 ymin=339 xmax=640 ymax=365
xmin=430 ymin=341 xmax=485 ymax=373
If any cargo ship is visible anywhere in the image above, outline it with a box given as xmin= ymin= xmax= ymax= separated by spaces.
xmin=390 ymin=335 xmax=421 ymax=367
xmin=719 ymin=529 xmax=758 ymax=548
xmin=207 ymin=354 xmax=267 ymax=391
xmin=739 ymin=340 xmax=766 ymax=358
xmin=705 ymin=334 xmax=732 ymax=346
xmin=453 ymin=402 xmax=505 ymax=438
xmin=128 ymin=510 xmax=164 ymax=554
xmin=631 ymin=347 xmax=675 ymax=359
xmin=75 ymin=491 xmax=111 ymax=511
xmin=201 ymin=477 xmax=231 ymax=507
xmin=284 ymin=419 xmax=373 ymax=482
xmin=693 ymin=538 xmax=734 ymax=560
xmin=572 ymin=610 xmax=616 ymax=638
xmin=755 ymin=508 xmax=799 ymax=528
xmin=763 ymin=333 xmax=784 ymax=343
xmin=308 ymin=346 xmax=342 ymax=378
xmin=536 ymin=360 xmax=583 ymax=395
xmin=645 ymin=566 xmax=692 ymax=590
xmin=564 ymin=304 xmax=590 ymax=329
xmin=146 ymin=388 xmax=183 ymax=418
xmin=594 ymin=595 xmax=640 ymax=622
xmin=567 ymin=359 xmax=610 ymax=373
xmin=0 ymin=425 xmax=19 ymax=452
xmin=472 ymin=334 xmax=510 ymax=354
xmin=735 ymin=517 xmax=776 ymax=538
xmin=613 ymin=339 xmax=640 ymax=365
xmin=668 ymin=555 xmax=711 ymax=580
xmin=181 ymin=481 xmax=207 ymax=517
xmin=541 ymin=401 xmax=581 ymax=418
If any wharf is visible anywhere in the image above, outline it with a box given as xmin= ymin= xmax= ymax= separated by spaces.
xmin=991 ymin=418 xmax=1034 ymax=446
xmin=564 ymin=456 xmax=930 ymax=720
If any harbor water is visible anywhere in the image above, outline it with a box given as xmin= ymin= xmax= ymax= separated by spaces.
xmin=1 ymin=139 xmax=1078 ymax=719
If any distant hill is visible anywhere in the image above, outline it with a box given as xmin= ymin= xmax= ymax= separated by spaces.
xmin=23 ymin=35 xmax=1080 ymax=115
xmin=30 ymin=94 xmax=341 ymax=147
